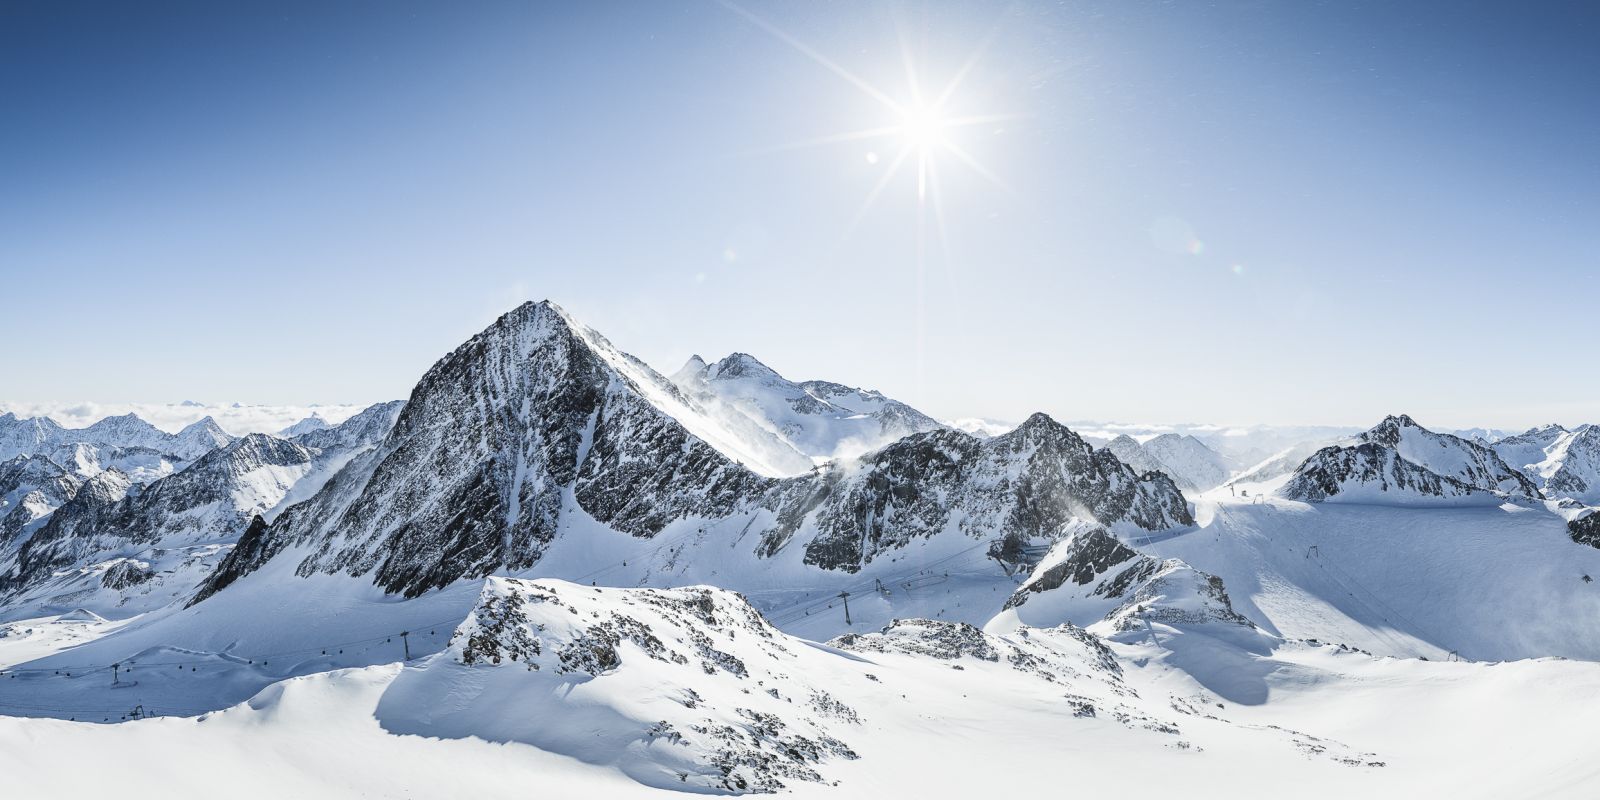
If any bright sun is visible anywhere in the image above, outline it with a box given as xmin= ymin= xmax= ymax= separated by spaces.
xmin=721 ymin=0 xmax=1017 ymax=224
xmin=899 ymin=104 xmax=949 ymax=151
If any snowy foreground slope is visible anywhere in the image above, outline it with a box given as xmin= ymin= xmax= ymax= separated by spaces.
xmin=4 ymin=577 xmax=1600 ymax=798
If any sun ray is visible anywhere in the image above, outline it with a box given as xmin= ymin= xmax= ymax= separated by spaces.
xmin=895 ymin=14 xmax=925 ymax=108
xmin=718 ymin=0 xmax=905 ymax=114
xmin=848 ymin=143 xmax=914 ymax=233
xmin=940 ymin=139 xmax=1012 ymax=194
xmin=931 ymin=11 xmax=1007 ymax=110
xmin=926 ymin=152 xmax=956 ymax=280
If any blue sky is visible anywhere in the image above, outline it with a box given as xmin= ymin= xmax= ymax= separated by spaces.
xmin=3 ymin=0 xmax=1596 ymax=428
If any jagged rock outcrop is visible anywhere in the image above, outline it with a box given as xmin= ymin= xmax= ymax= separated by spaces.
xmin=1099 ymin=559 xmax=1256 ymax=633
xmin=1002 ymin=522 xmax=1142 ymax=611
xmin=988 ymin=522 xmax=1255 ymax=639
xmin=1570 ymin=511 xmax=1600 ymax=549
xmin=377 ymin=577 xmax=860 ymax=794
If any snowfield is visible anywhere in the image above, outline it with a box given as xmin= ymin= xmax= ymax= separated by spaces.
xmin=4 ymin=578 xmax=1600 ymax=798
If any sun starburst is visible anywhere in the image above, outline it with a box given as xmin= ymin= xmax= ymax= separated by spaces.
xmin=720 ymin=1 xmax=1022 ymax=401
xmin=721 ymin=1 xmax=1019 ymax=226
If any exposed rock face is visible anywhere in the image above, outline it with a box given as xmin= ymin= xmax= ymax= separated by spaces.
xmin=198 ymin=302 xmax=1193 ymax=602
xmin=1002 ymin=524 xmax=1142 ymax=610
xmin=213 ymin=302 xmax=772 ymax=599
xmin=1283 ymin=415 xmax=1538 ymax=504
xmin=377 ymin=577 xmax=859 ymax=794
xmin=99 ymin=559 xmax=154 ymax=590
xmin=1362 ymin=415 xmax=1538 ymax=497
xmin=1570 ymin=511 xmax=1600 ymax=549
xmin=991 ymin=523 xmax=1256 ymax=641
xmin=770 ymin=419 xmax=1193 ymax=572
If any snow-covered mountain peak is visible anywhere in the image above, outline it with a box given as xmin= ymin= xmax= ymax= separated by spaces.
xmin=197 ymin=432 xmax=313 ymax=471
xmin=73 ymin=467 xmax=133 ymax=506
xmin=78 ymin=413 xmax=168 ymax=449
xmin=1284 ymin=415 xmax=1540 ymax=504
xmin=1102 ymin=433 xmax=1233 ymax=493
xmin=277 ymin=414 xmax=331 ymax=438
xmin=706 ymin=352 xmax=783 ymax=381
xmin=172 ymin=415 xmax=235 ymax=459
xmin=670 ymin=353 xmax=709 ymax=384
xmin=669 ymin=348 xmax=942 ymax=468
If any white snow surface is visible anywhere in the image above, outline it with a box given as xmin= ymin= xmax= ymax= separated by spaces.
xmin=5 ymin=575 xmax=1600 ymax=797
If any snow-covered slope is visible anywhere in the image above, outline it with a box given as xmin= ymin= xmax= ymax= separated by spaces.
xmin=671 ymin=353 xmax=943 ymax=468
xmin=17 ymin=572 xmax=1600 ymax=798
xmin=11 ymin=303 xmax=1600 ymax=797
xmin=170 ymin=416 xmax=235 ymax=459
